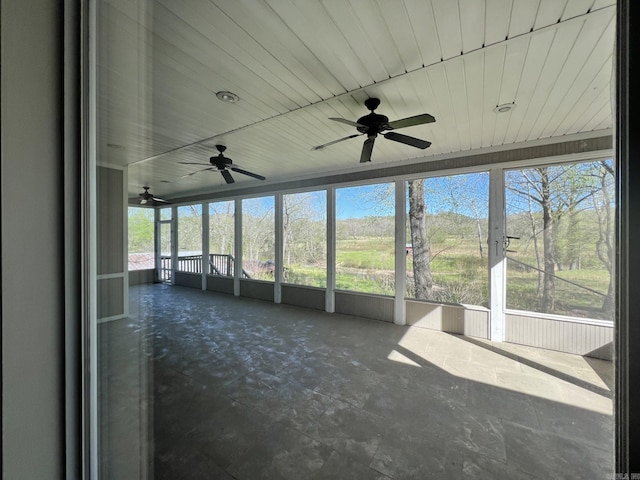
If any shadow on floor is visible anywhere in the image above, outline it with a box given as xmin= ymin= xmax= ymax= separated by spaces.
xmin=451 ymin=333 xmax=612 ymax=398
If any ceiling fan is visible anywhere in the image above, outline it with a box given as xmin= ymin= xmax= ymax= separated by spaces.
xmin=178 ymin=145 xmax=266 ymax=184
xmin=139 ymin=186 xmax=169 ymax=205
xmin=312 ymin=97 xmax=435 ymax=163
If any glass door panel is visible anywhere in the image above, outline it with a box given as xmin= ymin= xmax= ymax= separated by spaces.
xmin=505 ymin=160 xmax=615 ymax=320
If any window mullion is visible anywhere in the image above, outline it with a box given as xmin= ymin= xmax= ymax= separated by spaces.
xmin=489 ymin=167 xmax=506 ymax=342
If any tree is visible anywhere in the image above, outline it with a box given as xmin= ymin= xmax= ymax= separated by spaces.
xmin=408 ymin=179 xmax=433 ymax=299
xmin=524 ymin=184 xmax=544 ymax=295
xmin=441 ymin=174 xmax=488 ymax=259
xmin=507 ymin=163 xmax=608 ymax=314
xmin=242 ymin=197 xmax=275 ymax=278
xmin=539 ymin=168 xmax=556 ymax=311
xmin=208 ymin=201 xmax=235 ymax=275
xmin=362 ymin=175 xmax=488 ymax=303
xmin=177 ymin=205 xmax=203 ymax=252
xmin=209 ymin=201 xmax=234 ymax=255
xmin=591 ymin=160 xmax=615 ymax=315
xmin=128 ymin=207 xmax=154 ymax=253
xmin=282 ymin=192 xmax=325 ymax=267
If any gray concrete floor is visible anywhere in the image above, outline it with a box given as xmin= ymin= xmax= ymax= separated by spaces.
xmin=101 ymin=284 xmax=614 ymax=479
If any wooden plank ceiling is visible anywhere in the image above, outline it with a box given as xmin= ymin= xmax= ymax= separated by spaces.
xmin=99 ymin=0 xmax=616 ymax=201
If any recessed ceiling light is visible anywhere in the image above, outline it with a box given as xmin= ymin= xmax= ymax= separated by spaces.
xmin=494 ymin=103 xmax=515 ymax=113
xmin=216 ymin=91 xmax=240 ymax=103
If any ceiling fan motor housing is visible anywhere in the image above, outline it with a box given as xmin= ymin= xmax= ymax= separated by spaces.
xmin=364 ymin=97 xmax=381 ymax=111
xmin=356 ymin=113 xmax=390 ymax=134
xmin=210 ymin=153 xmax=232 ymax=170
xmin=210 ymin=144 xmax=233 ymax=170
xmin=140 ymin=187 xmax=152 ymax=200
xmin=357 ymin=98 xmax=390 ymax=134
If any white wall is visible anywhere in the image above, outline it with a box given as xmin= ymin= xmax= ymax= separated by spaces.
xmin=1 ymin=0 xmax=67 ymax=478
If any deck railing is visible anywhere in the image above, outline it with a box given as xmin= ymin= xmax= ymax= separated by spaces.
xmin=209 ymin=253 xmax=234 ymax=276
xmin=176 ymin=254 xmax=202 ymax=273
xmin=160 ymin=255 xmax=172 ymax=282
xmin=161 ymin=253 xmax=250 ymax=281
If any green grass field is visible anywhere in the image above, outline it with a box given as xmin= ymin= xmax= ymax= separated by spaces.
xmin=284 ymin=235 xmax=612 ymax=320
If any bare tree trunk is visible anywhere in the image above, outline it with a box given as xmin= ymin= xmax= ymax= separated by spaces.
xmin=595 ymin=161 xmax=615 ymax=315
xmin=475 ymin=217 xmax=484 ymax=259
xmin=282 ymin=198 xmax=290 ymax=267
xmin=539 ymin=168 xmax=556 ymax=313
xmin=565 ymin=206 xmax=579 ymax=270
xmin=408 ymin=179 xmax=433 ymax=299
xmin=526 ymin=188 xmax=543 ymax=295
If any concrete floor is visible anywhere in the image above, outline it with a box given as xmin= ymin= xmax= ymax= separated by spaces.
xmin=101 ymin=284 xmax=613 ymax=479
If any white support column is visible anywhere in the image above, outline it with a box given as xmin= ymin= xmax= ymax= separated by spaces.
xmin=274 ymin=194 xmax=283 ymax=303
xmin=154 ymin=208 xmax=161 ymax=281
xmin=394 ymin=180 xmax=407 ymax=325
xmin=326 ymin=187 xmax=336 ymax=313
xmin=171 ymin=205 xmax=178 ymax=285
xmin=123 ymin=167 xmax=129 ymax=317
xmin=489 ymin=168 xmax=506 ymax=342
xmin=202 ymin=202 xmax=209 ymax=290
xmin=234 ymin=198 xmax=242 ymax=296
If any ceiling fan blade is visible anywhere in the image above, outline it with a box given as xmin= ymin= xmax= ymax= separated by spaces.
xmin=360 ymin=136 xmax=375 ymax=163
xmin=311 ymin=133 xmax=362 ymax=151
xmin=383 ymin=131 xmax=432 ymax=149
xmin=387 ymin=113 xmax=436 ymax=130
xmin=180 ymin=167 xmax=213 ymax=178
xmin=221 ymin=169 xmax=235 ymax=184
xmin=178 ymin=161 xmax=211 ymax=166
xmin=230 ymin=166 xmax=266 ymax=181
xmin=140 ymin=199 xmax=148 ymax=205
xmin=329 ymin=117 xmax=366 ymax=128
xmin=152 ymin=197 xmax=170 ymax=203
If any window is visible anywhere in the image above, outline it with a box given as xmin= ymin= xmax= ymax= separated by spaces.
xmin=242 ymin=196 xmax=275 ymax=281
xmin=176 ymin=204 xmax=202 ymax=273
xmin=405 ymin=172 xmax=489 ymax=306
xmin=505 ymin=160 xmax=614 ymax=320
xmin=127 ymin=207 xmax=155 ymax=271
xmin=282 ymin=191 xmax=327 ymax=287
xmin=336 ymin=183 xmax=395 ymax=295
xmin=209 ymin=201 xmax=235 ymax=276
xmin=160 ymin=207 xmax=171 ymax=221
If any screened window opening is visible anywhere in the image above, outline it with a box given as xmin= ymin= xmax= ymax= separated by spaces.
xmin=405 ymin=172 xmax=490 ymax=307
xmin=209 ymin=201 xmax=235 ymax=276
xmin=160 ymin=206 xmax=171 ymax=221
xmin=505 ymin=160 xmax=615 ymax=320
xmin=242 ymin=196 xmax=275 ymax=281
xmin=282 ymin=191 xmax=327 ymax=287
xmin=127 ymin=206 xmax=155 ymax=271
xmin=336 ymin=183 xmax=395 ymax=295
xmin=176 ymin=204 xmax=203 ymax=273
